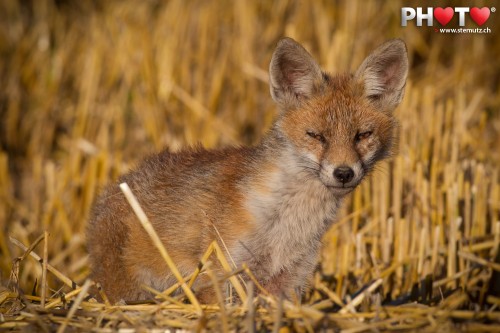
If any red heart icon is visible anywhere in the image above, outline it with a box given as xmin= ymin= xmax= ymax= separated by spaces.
xmin=434 ymin=7 xmax=454 ymax=26
xmin=470 ymin=7 xmax=490 ymax=26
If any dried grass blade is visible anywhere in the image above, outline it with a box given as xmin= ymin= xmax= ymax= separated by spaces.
xmin=9 ymin=236 xmax=78 ymax=290
xmin=119 ymin=182 xmax=202 ymax=314
xmin=56 ymin=279 xmax=92 ymax=333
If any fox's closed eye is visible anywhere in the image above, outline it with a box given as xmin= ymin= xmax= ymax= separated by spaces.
xmin=355 ymin=131 xmax=372 ymax=141
xmin=306 ymin=131 xmax=326 ymax=143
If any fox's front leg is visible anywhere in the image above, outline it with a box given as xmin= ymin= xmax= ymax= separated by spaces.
xmin=262 ymin=253 xmax=318 ymax=300
xmin=262 ymin=270 xmax=306 ymax=301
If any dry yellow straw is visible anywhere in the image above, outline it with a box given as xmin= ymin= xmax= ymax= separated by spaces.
xmin=458 ymin=251 xmax=500 ymax=271
xmin=119 ymin=182 xmax=202 ymax=314
xmin=187 ymin=241 xmax=247 ymax=303
xmin=339 ymin=279 xmax=383 ymax=314
xmin=246 ymin=282 xmax=255 ymax=333
xmin=40 ymin=231 xmax=49 ymax=308
xmin=56 ymin=279 xmax=92 ymax=333
xmin=316 ymin=281 xmax=345 ymax=307
xmin=206 ymin=263 xmax=229 ymax=333
xmin=45 ymin=285 xmax=87 ymax=309
xmin=9 ymin=236 xmax=78 ymax=290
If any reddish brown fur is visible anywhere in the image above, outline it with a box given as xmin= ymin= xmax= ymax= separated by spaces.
xmin=280 ymin=74 xmax=397 ymax=168
xmin=88 ymin=147 xmax=257 ymax=301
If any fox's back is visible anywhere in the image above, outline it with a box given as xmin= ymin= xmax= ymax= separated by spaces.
xmin=87 ymin=146 xmax=258 ymax=300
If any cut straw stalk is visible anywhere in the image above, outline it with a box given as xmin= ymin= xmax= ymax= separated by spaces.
xmin=458 ymin=251 xmax=500 ymax=271
xmin=316 ymin=281 xmax=345 ymax=307
xmin=271 ymin=294 xmax=284 ymax=333
xmin=259 ymin=294 xmax=324 ymax=323
xmin=118 ymin=182 xmax=202 ymax=314
xmin=206 ymin=263 xmax=229 ymax=333
xmin=157 ymin=272 xmax=194 ymax=298
xmin=188 ymin=240 xmax=247 ymax=303
xmin=329 ymin=308 xmax=500 ymax=321
xmin=492 ymin=221 xmax=500 ymax=259
xmin=9 ymin=236 xmax=78 ymax=290
xmin=40 ymin=231 xmax=49 ymax=308
xmin=141 ymin=284 xmax=187 ymax=307
xmin=56 ymin=279 xmax=92 ymax=333
xmin=45 ymin=285 xmax=87 ymax=309
xmin=339 ymin=278 xmax=383 ymax=315
xmin=245 ymin=282 xmax=255 ymax=333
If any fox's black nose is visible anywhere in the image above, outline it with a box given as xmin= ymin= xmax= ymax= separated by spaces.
xmin=333 ymin=166 xmax=354 ymax=184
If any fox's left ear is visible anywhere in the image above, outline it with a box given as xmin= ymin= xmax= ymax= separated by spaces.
xmin=355 ymin=39 xmax=408 ymax=111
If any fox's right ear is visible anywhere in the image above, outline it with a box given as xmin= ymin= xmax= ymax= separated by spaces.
xmin=355 ymin=39 xmax=408 ymax=112
xmin=269 ymin=38 xmax=324 ymax=109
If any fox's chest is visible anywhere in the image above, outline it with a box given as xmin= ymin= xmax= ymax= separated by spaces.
xmin=242 ymin=174 xmax=340 ymax=275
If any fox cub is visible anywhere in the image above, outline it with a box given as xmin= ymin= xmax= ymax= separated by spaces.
xmin=87 ymin=38 xmax=408 ymax=303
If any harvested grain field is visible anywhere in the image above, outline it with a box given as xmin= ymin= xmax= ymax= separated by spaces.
xmin=1 ymin=1 xmax=499 ymax=332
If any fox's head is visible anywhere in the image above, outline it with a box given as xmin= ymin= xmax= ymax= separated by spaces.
xmin=269 ymin=38 xmax=408 ymax=195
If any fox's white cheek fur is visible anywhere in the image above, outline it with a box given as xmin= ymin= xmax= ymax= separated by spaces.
xmin=304 ymin=151 xmax=320 ymax=164
xmin=351 ymin=161 xmax=364 ymax=183
xmin=361 ymin=149 xmax=377 ymax=164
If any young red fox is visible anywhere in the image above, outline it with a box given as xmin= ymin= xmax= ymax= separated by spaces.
xmin=87 ymin=38 xmax=408 ymax=303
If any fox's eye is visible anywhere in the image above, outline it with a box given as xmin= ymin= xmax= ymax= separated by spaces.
xmin=355 ymin=131 xmax=372 ymax=141
xmin=307 ymin=131 xmax=326 ymax=143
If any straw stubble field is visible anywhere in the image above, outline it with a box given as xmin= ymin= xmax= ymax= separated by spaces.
xmin=1 ymin=0 xmax=499 ymax=332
